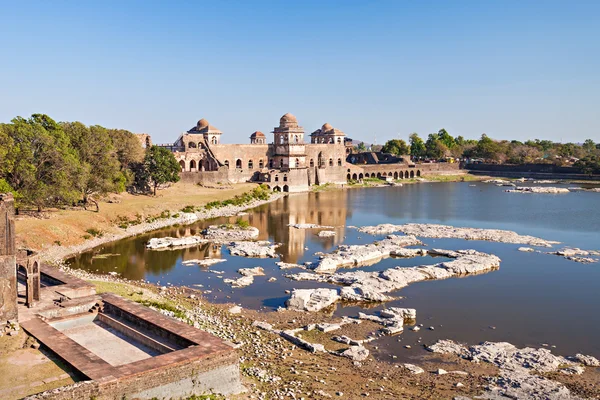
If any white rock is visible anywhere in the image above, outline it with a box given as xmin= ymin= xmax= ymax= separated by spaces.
xmin=286 ymin=288 xmax=340 ymax=312
xmin=227 ymin=241 xmax=280 ymax=258
xmin=436 ymin=368 xmax=448 ymax=375
xmin=341 ymin=346 xmax=369 ymax=361
xmin=318 ymin=230 xmax=336 ymax=238
xmin=571 ymin=353 xmax=600 ymax=367
xmin=403 ymin=364 xmax=424 ymax=374
xmin=223 ymin=275 xmax=254 ymax=288
xmin=182 ymin=258 xmax=226 ymax=267
xmin=238 ymin=266 xmax=265 ymax=276
xmin=229 ymin=305 xmax=242 ymax=314
xmin=518 ymin=247 xmax=535 ymax=252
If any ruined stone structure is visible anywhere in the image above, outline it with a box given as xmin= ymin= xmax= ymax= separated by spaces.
xmin=0 ymin=193 xmax=17 ymax=323
xmin=154 ymin=112 xmax=459 ymax=191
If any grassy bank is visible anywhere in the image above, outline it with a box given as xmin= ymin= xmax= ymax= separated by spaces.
xmin=15 ymin=182 xmax=257 ymax=252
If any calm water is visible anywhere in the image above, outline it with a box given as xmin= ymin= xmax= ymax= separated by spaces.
xmin=69 ymin=182 xmax=600 ymax=361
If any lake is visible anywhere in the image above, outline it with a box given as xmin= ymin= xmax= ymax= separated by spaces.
xmin=68 ymin=182 xmax=600 ymax=362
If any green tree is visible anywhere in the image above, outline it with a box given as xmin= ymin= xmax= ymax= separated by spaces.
xmin=436 ymin=129 xmax=456 ymax=149
xmin=574 ymin=155 xmax=600 ymax=176
xmin=356 ymin=142 xmax=366 ymax=152
xmin=3 ymin=115 xmax=80 ymax=211
xmin=62 ymin=122 xmax=124 ymax=211
xmin=425 ymin=134 xmax=448 ymax=159
xmin=409 ymin=133 xmax=426 ymax=159
xmin=381 ymin=139 xmax=410 ymax=156
xmin=143 ymin=146 xmax=181 ymax=195
xmin=582 ymin=139 xmax=596 ymax=153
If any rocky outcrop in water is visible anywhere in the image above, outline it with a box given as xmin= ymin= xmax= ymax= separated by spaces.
xmin=285 ymin=288 xmax=340 ymax=312
xmin=181 ymin=258 xmax=226 ymax=267
xmin=226 ymin=241 xmax=280 ymax=258
xmin=146 ymin=235 xmax=207 ymax=249
xmin=427 ymin=340 xmax=595 ymax=400
xmin=238 ymin=266 xmax=265 ymax=276
xmin=313 ymin=235 xmax=423 ymax=273
xmin=224 ymin=275 xmax=255 ymax=288
xmin=506 ymin=186 xmax=571 ymax=194
xmin=357 ymin=223 xmax=559 ymax=247
xmin=286 ymin=249 xmax=501 ymax=307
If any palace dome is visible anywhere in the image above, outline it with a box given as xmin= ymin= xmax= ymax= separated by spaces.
xmin=321 ymin=123 xmax=333 ymax=132
xmin=280 ymin=113 xmax=297 ymax=124
xmin=250 ymin=131 xmax=265 ymax=138
xmin=197 ymin=118 xmax=209 ymax=129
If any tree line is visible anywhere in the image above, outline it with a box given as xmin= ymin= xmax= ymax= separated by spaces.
xmin=0 ymin=114 xmax=180 ymax=212
xmin=379 ymin=130 xmax=600 ymax=174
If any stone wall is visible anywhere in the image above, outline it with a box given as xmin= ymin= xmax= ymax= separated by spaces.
xmin=0 ymin=193 xmax=17 ymax=323
xmin=465 ymin=163 xmax=598 ymax=179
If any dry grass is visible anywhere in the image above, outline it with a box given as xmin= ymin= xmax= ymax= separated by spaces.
xmin=15 ymin=182 xmax=256 ymax=252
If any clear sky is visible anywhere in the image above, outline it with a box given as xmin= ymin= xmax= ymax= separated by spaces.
xmin=1 ymin=1 xmax=599 ymax=144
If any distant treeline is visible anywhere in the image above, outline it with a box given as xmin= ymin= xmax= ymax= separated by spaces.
xmin=377 ymin=130 xmax=600 ymax=174
xmin=0 ymin=114 xmax=180 ymax=211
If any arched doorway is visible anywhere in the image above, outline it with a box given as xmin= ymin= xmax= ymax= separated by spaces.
xmin=190 ymin=160 xmax=196 ymax=170
xmin=359 ymin=173 xmax=364 ymax=180
xmin=179 ymin=160 xmax=185 ymax=172
xmin=273 ymin=186 xmax=281 ymax=192
xmin=236 ymin=159 xmax=242 ymax=169
xmin=417 ymin=170 xmax=421 ymax=177
xmin=394 ymin=172 xmax=398 ymax=179
xmin=347 ymin=174 xmax=351 ymax=180
xmin=283 ymin=185 xmax=289 ymax=192
xmin=410 ymin=170 xmax=415 ymax=178
xmin=352 ymin=173 xmax=358 ymax=180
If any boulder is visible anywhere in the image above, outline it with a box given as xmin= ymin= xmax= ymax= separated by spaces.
xmin=286 ymin=288 xmax=340 ymax=312
xmin=341 ymin=346 xmax=369 ymax=361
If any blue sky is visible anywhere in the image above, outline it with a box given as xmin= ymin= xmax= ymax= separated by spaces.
xmin=1 ymin=1 xmax=598 ymax=144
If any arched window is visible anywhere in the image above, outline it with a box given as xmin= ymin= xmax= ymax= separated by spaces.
xmin=279 ymin=159 xmax=284 ymax=168
xmin=295 ymin=158 xmax=300 ymax=167
xmin=224 ymin=160 xmax=229 ymax=167
xmin=188 ymin=142 xmax=196 ymax=148
xmin=283 ymin=175 xmax=288 ymax=182
xmin=275 ymin=175 xmax=279 ymax=182
xmin=190 ymin=160 xmax=196 ymax=170
xmin=236 ymin=159 xmax=242 ymax=169
xmin=259 ymin=159 xmax=264 ymax=169
xmin=294 ymin=135 xmax=299 ymax=143
xmin=310 ymin=159 xmax=314 ymax=167
xmin=337 ymin=158 xmax=342 ymax=166
xmin=337 ymin=137 xmax=341 ymax=144
xmin=280 ymin=136 xmax=284 ymax=144
xmin=269 ymin=159 xmax=274 ymax=168
xmin=248 ymin=160 xmax=253 ymax=169
xmin=329 ymin=158 xmax=333 ymax=167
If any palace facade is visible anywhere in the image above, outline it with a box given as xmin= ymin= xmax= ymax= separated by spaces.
xmin=152 ymin=113 xmax=457 ymax=192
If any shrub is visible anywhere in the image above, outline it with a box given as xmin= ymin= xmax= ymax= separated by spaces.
xmin=235 ymin=218 xmax=250 ymax=229
xmin=85 ymin=228 xmax=103 ymax=237
xmin=181 ymin=205 xmax=195 ymax=213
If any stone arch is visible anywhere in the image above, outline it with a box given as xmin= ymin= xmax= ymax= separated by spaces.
xmin=405 ymin=171 xmax=409 ymax=179
xmin=310 ymin=159 xmax=314 ymax=168
xmin=352 ymin=173 xmax=358 ymax=180
xmin=273 ymin=186 xmax=281 ymax=192
xmin=329 ymin=158 xmax=333 ymax=167
xmin=337 ymin=158 xmax=342 ymax=166
xmin=179 ymin=160 xmax=186 ymax=171
xmin=318 ymin=152 xmax=324 ymax=168
xmin=275 ymin=175 xmax=279 ymax=182
xmin=236 ymin=159 xmax=242 ymax=169
xmin=417 ymin=170 xmax=421 ymax=177
xmin=248 ymin=160 xmax=253 ymax=169
xmin=347 ymin=174 xmax=351 ymax=180
xmin=188 ymin=142 xmax=196 ymax=148
xmin=359 ymin=173 xmax=364 ymax=180
xmin=224 ymin=160 xmax=229 ymax=168
xmin=259 ymin=159 xmax=264 ymax=169
xmin=190 ymin=160 xmax=197 ymax=170
xmin=410 ymin=170 xmax=415 ymax=178
xmin=283 ymin=185 xmax=289 ymax=192
xmin=377 ymin=172 xmax=382 ymax=179
xmin=394 ymin=171 xmax=399 ymax=179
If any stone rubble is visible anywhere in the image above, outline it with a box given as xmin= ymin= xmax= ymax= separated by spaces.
xmin=223 ymin=275 xmax=255 ymax=288
xmin=227 ymin=241 xmax=280 ymax=258
xmin=146 ymin=235 xmax=207 ymax=249
xmin=357 ymin=223 xmax=559 ymax=247
xmin=286 ymin=249 xmax=501 ymax=305
xmin=427 ymin=339 xmax=596 ymax=400
xmin=313 ymin=235 xmax=424 ymax=273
